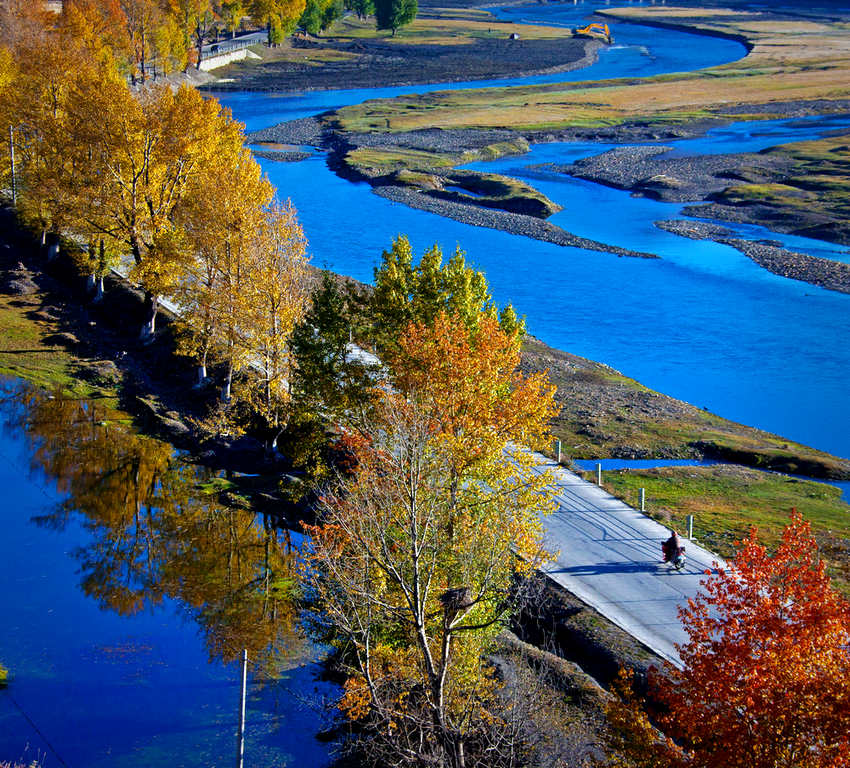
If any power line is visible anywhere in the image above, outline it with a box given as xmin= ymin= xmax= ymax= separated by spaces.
xmin=2 ymin=690 xmax=71 ymax=768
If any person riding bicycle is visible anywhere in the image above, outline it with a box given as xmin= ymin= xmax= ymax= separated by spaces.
xmin=662 ymin=529 xmax=682 ymax=563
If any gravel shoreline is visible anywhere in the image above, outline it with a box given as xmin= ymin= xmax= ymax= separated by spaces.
xmin=375 ymin=186 xmax=658 ymax=258
xmin=656 ymin=219 xmax=850 ymax=294
xmin=561 ymin=145 xmax=791 ymax=203
xmin=208 ymin=35 xmax=599 ymax=93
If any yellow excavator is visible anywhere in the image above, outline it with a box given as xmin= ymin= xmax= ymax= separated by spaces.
xmin=572 ymin=22 xmax=613 ymax=44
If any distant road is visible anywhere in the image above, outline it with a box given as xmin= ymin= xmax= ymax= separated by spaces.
xmin=527 ymin=452 xmax=723 ymax=667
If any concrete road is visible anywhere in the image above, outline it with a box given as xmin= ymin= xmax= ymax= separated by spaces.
xmin=527 ymin=453 xmax=724 ymax=667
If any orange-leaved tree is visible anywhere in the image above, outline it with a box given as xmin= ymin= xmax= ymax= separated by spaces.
xmin=655 ymin=511 xmax=850 ymax=768
xmin=390 ymin=309 xmax=557 ymax=489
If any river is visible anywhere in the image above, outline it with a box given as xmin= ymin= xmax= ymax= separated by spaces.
xmin=214 ymin=1 xmax=850 ymax=461
xmin=0 ymin=386 xmax=335 ymax=767
xmin=1 ymin=3 xmax=847 ymax=766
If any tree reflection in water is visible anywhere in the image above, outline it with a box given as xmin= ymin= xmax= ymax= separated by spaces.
xmin=4 ymin=383 xmax=309 ymax=677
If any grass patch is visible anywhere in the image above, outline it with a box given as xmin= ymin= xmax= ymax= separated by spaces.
xmin=344 ymin=138 xmax=530 ymax=177
xmin=329 ymin=8 xmax=850 ymax=134
xmin=599 ymin=464 xmax=850 ymax=593
xmin=347 ymin=146 xmax=463 ymax=173
xmin=330 ymin=9 xmax=575 ymax=46
xmin=0 ymin=294 xmax=105 ymax=398
xmin=439 ymin=169 xmax=562 ymax=217
xmin=0 ymin=663 xmax=7 ymax=685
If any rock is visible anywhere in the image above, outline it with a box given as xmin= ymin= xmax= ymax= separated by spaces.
xmin=159 ymin=416 xmax=191 ymax=438
xmin=79 ymin=360 xmax=121 ymax=385
xmin=6 ymin=277 xmax=38 ymax=295
xmin=44 ymin=331 xmax=79 ymax=346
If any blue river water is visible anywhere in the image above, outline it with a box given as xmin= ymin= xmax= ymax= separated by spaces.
xmin=0 ymin=4 xmax=847 ymax=767
xmin=0 ymin=388 xmax=335 ymax=767
xmin=213 ymin=2 xmax=850 ymax=461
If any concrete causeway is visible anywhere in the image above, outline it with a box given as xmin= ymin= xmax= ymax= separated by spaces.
xmin=527 ymin=453 xmax=724 ymax=668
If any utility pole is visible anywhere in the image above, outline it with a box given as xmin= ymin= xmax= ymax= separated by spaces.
xmin=9 ymin=125 xmax=16 ymax=207
xmin=236 ymin=648 xmax=248 ymax=768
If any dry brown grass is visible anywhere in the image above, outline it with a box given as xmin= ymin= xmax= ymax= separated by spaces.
xmin=333 ymin=6 xmax=850 ymax=133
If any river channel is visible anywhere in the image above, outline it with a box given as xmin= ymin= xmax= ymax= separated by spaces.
xmin=215 ymin=0 xmax=850 ymax=461
xmin=1 ymin=3 xmax=848 ymax=767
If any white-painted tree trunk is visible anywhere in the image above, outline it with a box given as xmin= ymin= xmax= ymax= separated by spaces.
xmin=140 ymin=293 xmax=158 ymax=341
xmin=46 ymin=236 xmax=59 ymax=262
xmin=94 ymin=276 xmax=104 ymax=303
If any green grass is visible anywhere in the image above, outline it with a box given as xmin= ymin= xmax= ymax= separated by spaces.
xmin=0 ymin=294 xmax=106 ymax=398
xmin=344 ymin=138 xmax=530 ymax=176
xmin=599 ymin=464 xmax=850 ymax=593
xmin=0 ymin=662 xmax=7 ymax=685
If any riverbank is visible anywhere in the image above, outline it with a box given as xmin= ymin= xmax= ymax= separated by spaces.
xmin=308 ymin=4 xmax=850 ymax=267
xmin=3 ymin=203 xmax=847 ymax=483
xmin=207 ymin=7 xmax=597 ymax=92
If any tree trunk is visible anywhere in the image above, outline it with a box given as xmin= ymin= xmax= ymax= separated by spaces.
xmin=86 ymin=273 xmax=96 ymax=293
xmin=221 ymin=358 xmax=233 ymax=402
xmin=196 ymin=346 xmax=208 ymax=387
xmin=46 ymin=233 xmax=59 ymax=262
xmin=140 ymin=291 xmax=158 ymax=341
xmin=93 ymin=240 xmax=106 ymax=303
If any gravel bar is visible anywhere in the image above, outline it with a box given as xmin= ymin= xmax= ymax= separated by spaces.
xmin=374 ymin=186 xmax=658 ymax=258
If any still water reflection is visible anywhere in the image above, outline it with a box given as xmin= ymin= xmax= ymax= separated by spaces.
xmin=0 ymin=384 xmax=332 ymax=768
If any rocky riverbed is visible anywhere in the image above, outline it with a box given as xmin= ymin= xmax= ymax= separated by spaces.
xmin=248 ymin=120 xmax=658 ymax=257
xmin=560 ymin=145 xmax=792 ymax=203
xmin=207 ymin=12 xmax=598 ymax=93
xmin=656 ymin=219 xmax=850 ymax=294
xmin=375 ymin=186 xmax=657 ymax=257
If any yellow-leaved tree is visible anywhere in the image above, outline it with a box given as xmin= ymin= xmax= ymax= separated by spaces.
xmin=305 ymin=265 xmax=559 ymax=766
xmin=239 ymin=200 xmax=310 ymax=443
xmin=174 ymin=145 xmax=274 ymax=385
xmin=68 ymin=79 xmax=244 ymax=338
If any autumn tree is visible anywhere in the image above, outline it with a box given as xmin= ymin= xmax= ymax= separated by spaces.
xmin=68 ymin=80 xmax=243 ymax=339
xmin=304 ymin=392 xmax=557 ymax=768
xmin=655 ymin=511 xmax=850 ymax=768
xmin=390 ymin=310 xmax=556 ymax=506
xmin=219 ymin=0 xmax=245 ymax=37
xmin=173 ymin=145 xmax=273 ymax=385
xmin=118 ymin=0 xmax=167 ymax=81
xmin=371 ymin=235 xmax=523 ymax=355
xmin=248 ymin=0 xmax=306 ymax=42
xmin=175 ymin=0 xmax=214 ymax=68
xmin=60 ymin=0 xmax=132 ymax=74
xmin=237 ymin=200 xmax=310 ymax=443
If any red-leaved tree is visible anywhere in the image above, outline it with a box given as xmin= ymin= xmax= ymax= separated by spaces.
xmin=656 ymin=511 xmax=850 ymax=768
